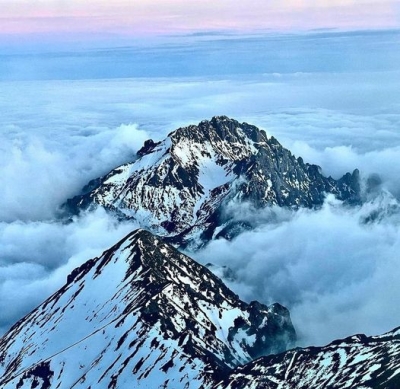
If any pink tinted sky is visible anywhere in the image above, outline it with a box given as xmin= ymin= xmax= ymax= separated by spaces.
xmin=1 ymin=0 xmax=400 ymax=38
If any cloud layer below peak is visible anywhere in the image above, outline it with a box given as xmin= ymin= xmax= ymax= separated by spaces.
xmin=1 ymin=33 xmax=400 ymax=346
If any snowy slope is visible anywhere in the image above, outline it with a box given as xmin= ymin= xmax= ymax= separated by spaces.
xmin=214 ymin=328 xmax=400 ymax=388
xmin=0 ymin=229 xmax=295 ymax=389
xmin=64 ymin=116 xmax=360 ymax=248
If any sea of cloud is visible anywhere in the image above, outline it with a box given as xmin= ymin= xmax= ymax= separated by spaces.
xmin=1 ymin=31 xmax=400 ymax=346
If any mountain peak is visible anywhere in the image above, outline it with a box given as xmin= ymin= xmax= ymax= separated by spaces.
xmin=64 ymin=117 xmax=361 ymax=248
xmin=171 ymin=116 xmax=268 ymax=147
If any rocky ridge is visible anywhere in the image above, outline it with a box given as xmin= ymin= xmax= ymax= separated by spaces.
xmin=214 ymin=327 xmax=400 ymax=388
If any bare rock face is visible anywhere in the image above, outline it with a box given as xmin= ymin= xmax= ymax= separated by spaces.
xmin=0 ymin=229 xmax=296 ymax=389
xmin=64 ymin=116 xmax=360 ymax=248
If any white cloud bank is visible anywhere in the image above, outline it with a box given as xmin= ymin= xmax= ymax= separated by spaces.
xmin=193 ymin=196 xmax=400 ymax=346
xmin=0 ymin=121 xmax=150 ymax=221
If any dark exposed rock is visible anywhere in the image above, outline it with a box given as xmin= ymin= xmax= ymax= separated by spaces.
xmin=137 ymin=139 xmax=161 ymax=157
xmin=15 ymin=362 xmax=53 ymax=389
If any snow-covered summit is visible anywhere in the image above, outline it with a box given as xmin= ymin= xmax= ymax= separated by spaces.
xmin=64 ymin=116 xmax=360 ymax=248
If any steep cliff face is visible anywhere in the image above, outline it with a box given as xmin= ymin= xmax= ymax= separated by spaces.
xmin=0 ymin=229 xmax=295 ymax=389
xmin=64 ymin=116 xmax=360 ymax=248
xmin=214 ymin=327 xmax=400 ymax=389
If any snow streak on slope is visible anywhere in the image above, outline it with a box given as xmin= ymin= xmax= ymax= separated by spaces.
xmin=0 ymin=229 xmax=295 ymax=389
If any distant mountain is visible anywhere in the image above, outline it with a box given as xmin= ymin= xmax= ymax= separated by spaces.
xmin=0 ymin=229 xmax=295 ymax=389
xmin=360 ymin=176 xmax=400 ymax=224
xmin=214 ymin=327 xmax=400 ymax=388
xmin=64 ymin=116 xmax=360 ymax=249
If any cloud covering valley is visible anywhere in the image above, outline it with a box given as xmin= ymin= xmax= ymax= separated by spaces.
xmin=1 ymin=31 xmax=400 ymax=347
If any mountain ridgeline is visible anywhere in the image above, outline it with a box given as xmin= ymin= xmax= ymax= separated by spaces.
xmin=1 ymin=229 xmax=399 ymax=389
xmin=64 ymin=116 xmax=360 ymax=248
xmin=215 ymin=328 xmax=400 ymax=388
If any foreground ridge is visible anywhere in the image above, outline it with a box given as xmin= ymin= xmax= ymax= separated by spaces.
xmin=0 ymin=229 xmax=295 ymax=389
xmin=214 ymin=327 xmax=400 ymax=389
xmin=64 ymin=116 xmax=360 ymax=248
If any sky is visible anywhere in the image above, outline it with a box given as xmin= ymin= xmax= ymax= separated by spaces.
xmin=1 ymin=0 xmax=400 ymax=46
xmin=1 ymin=2 xmax=400 ymax=349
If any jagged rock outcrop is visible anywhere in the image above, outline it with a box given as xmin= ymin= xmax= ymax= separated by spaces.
xmin=0 ymin=229 xmax=295 ymax=389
